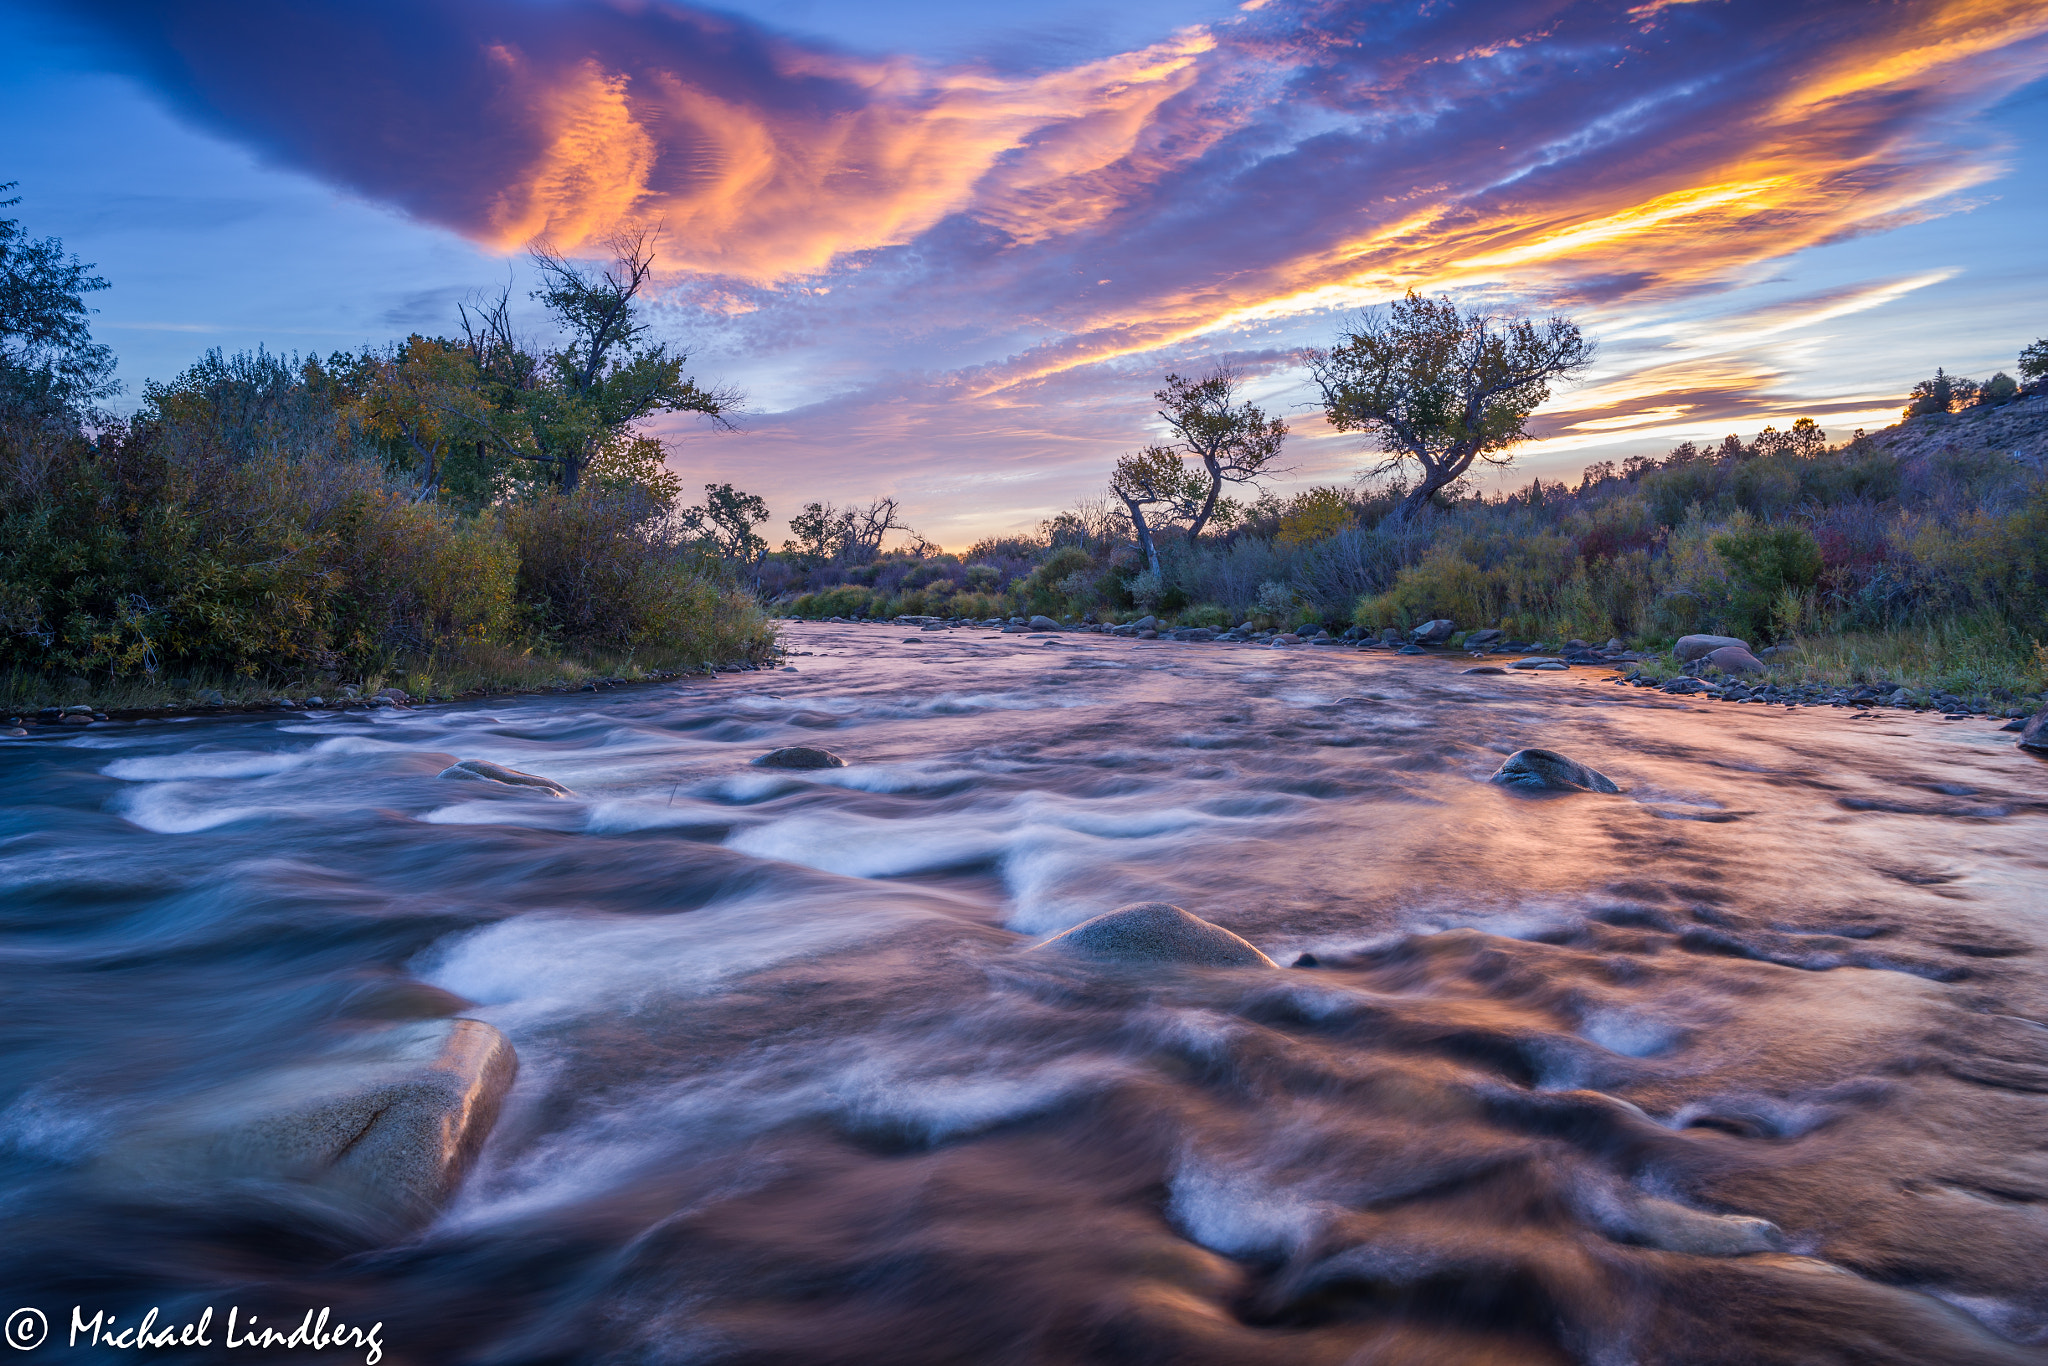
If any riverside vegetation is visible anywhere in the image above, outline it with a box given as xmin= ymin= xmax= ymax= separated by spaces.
xmin=4 ymin=180 xmax=2043 ymax=720
xmin=1 ymin=195 xmax=774 ymax=718
xmin=781 ymin=344 xmax=2048 ymax=715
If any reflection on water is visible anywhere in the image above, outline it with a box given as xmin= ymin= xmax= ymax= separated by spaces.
xmin=5 ymin=623 xmax=2047 ymax=1363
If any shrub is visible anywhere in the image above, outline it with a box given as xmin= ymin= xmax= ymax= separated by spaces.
xmin=1710 ymin=521 xmax=1822 ymax=641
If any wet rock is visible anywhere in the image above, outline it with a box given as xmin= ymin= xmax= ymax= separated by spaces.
xmin=439 ymin=759 xmax=575 ymax=795
xmin=102 ymin=1018 xmax=516 ymax=1226
xmin=1619 ymin=1197 xmax=1783 ymax=1256
xmin=1411 ymin=619 xmax=1455 ymax=644
xmin=1703 ymin=645 xmax=1766 ymax=674
xmin=752 ymin=746 xmax=848 ymax=770
xmin=1674 ymin=633 xmax=1749 ymax=663
xmin=1510 ymin=656 xmax=1566 ymax=669
xmin=61 ymin=713 xmax=93 ymax=726
xmin=1490 ymin=748 xmax=1621 ymax=794
xmin=1295 ymin=624 xmax=1324 ymax=638
xmin=374 ymin=688 xmax=411 ymax=705
xmin=1461 ymin=665 xmax=1508 ymax=675
xmin=1465 ymin=628 xmax=1505 ymax=647
xmin=1029 ymin=615 xmax=1061 ymax=631
xmin=1396 ymin=644 xmax=1425 ymax=655
xmin=1129 ymin=615 xmax=1158 ymax=632
xmin=2018 ymin=708 xmax=2048 ymax=754
xmin=1029 ymin=902 xmax=1277 ymax=968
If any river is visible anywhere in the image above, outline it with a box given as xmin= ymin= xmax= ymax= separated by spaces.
xmin=4 ymin=621 xmax=2046 ymax=1364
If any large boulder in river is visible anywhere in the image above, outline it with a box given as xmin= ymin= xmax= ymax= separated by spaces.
xmin=439 ymin=758 xmax=573 ymax=795
xmin=1674 ymin=633 xmax=1749 ymax=663
xmin=1411 ymin=619 xmax=1456 ymax=645
xmin=1029 ymin=615 xmax=1062 ymax=631
xmin=1030 ymin=902 xmax=1276 ymax=968
xmin=754 ymin=746 xmax=848 ymax=769
xmin=1702 ymin=644 xmax=1766 ymax=675
xmin=2018 ymin=707 xmax=2048 ymax=754
xmin=1490 ymin=748 xmax=1620 ymax=794
xmin=102 ymin=1018 xmax=516 ymax=1226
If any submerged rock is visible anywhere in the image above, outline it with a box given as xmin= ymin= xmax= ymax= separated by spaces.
xmin=754 ymin=745 xmax=848 ymax=769
xmin=1030 ymin=901 xmax=1276 ymax=968
xmin=1462 ymin=666 xmax=1507 ymax=675
xmin=102 ymin=1018 xmax=516 ymax=1225
xmin=1622 ymin=1197 xmax=1783 ymax=1257
xmin=439 ymin=758 xmax=574 ymax=795
xmin=1490 ymin=748 xmax=1621 ymax=794
xmin=1674 ymin=633 xmax=1749 ymax=663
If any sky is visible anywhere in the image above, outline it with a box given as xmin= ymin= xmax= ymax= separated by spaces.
xmin=4 ymin=0 xmax=2046 ymax=548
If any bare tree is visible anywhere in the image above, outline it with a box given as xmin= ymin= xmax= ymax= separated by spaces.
xmin=1306 ymin=292 xmax=1593 ymax=521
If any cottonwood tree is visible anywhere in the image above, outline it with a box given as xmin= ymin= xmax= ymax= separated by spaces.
xmin=1152 ymin=368 xmax=1287 ymax=537
xmin=1306 ymin=292 xmax=1593 ymax=521
xmin=0 ymin=183 xmax=117 ymax=417
xmin=782 ymin=497 xmax=913 ymax=568
xmin=446 ymin=227 xmax=739 ymax=496
xmin=1110 ymin=445 xmax=1208 ymax=575
xmin=679 ymin=482 xmax=771 ymax=562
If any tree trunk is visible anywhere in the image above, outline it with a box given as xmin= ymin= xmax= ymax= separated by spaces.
xmin=1187 ymin=454 xmax=1223 ymax=538
xmin=1120 ymin=495 xmax=1161 ymax=575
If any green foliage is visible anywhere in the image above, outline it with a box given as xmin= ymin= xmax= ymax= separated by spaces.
xmin=0 ymin=184 xmax=117 ymax=417
xmin=2017 ymin=339 xmax=2047 ymax=389
xmin=1711 ymin=520 xmax=1823 ymax=641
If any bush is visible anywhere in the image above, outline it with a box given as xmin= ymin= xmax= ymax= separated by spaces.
xmin=1710 ymin=521 xmax=1822 ymax=641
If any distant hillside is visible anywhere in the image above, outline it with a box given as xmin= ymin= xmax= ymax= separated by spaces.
xmin=1855 ymin=394 xmax=2048 ymax=469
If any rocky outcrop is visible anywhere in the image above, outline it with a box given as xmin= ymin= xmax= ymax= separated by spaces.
xmin=1674 ymin=634 xmax=1749 ymax=663
xmin=1490 ymin=748 xmax=1621 ymax=794
xmin=1029 ymin=902 xmax=1276 ymax=967
xmin=754 ymin=746 xmax=848 ymax=769
xmin=103 ymin=1018 xmax=516 ymax=1226
xmin=439 ymin=759 xmax=573 ymax=795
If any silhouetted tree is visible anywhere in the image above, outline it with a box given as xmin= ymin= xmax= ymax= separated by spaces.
xmin=1306 ymin=291 xmax=1593 ymax=521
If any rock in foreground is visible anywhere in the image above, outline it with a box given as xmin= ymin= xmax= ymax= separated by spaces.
xmin=1490 ymin=748 xmax=1621 ymax=794
xmin=2019 ymin=708 xmax=2048 ymax=754
xmin=1030 ymin=902 xmax=1276 ymax=967
xmin=103 ymin=1018 xmax=516 ymax=1226
xmin=754 ymin=746 xmax=849 ymax=769
xmin=439 ymin=758 xmax=573 ymax=795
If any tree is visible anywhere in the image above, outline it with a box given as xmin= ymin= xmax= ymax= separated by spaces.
xmin=2018 ymin=339 xmax=2047 ymax=394
xmin=0 ymin=183 xmax=117 ymax=417
xmin=679 ymin=482 xmax=770 ymax=562
xmin=1904 ymin=367 xmax=1976 ymax=418
xmin=781 ymin=497 xmax=913 ymax=568
xmin=1109 ymin=445 xmax=1208 ymax=575
xmin=1149 ymin=368 xmax=1287 ymax=537
xmin=454 ymin=227 xmax=741 ymax=495
xmin=1306 ymin=291 xmax=1593 ymax=521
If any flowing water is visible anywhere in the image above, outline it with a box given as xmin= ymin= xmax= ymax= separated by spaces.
xmin=5 ymin=622 xmax=2048 ymax=1365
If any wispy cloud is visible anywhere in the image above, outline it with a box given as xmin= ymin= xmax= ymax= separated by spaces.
xmin=49 ymin=0 xmax=2048 ymax=535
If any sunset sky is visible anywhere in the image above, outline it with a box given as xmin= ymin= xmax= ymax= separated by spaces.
xmin=5 ymin=0 xmax=2046 ymax=546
